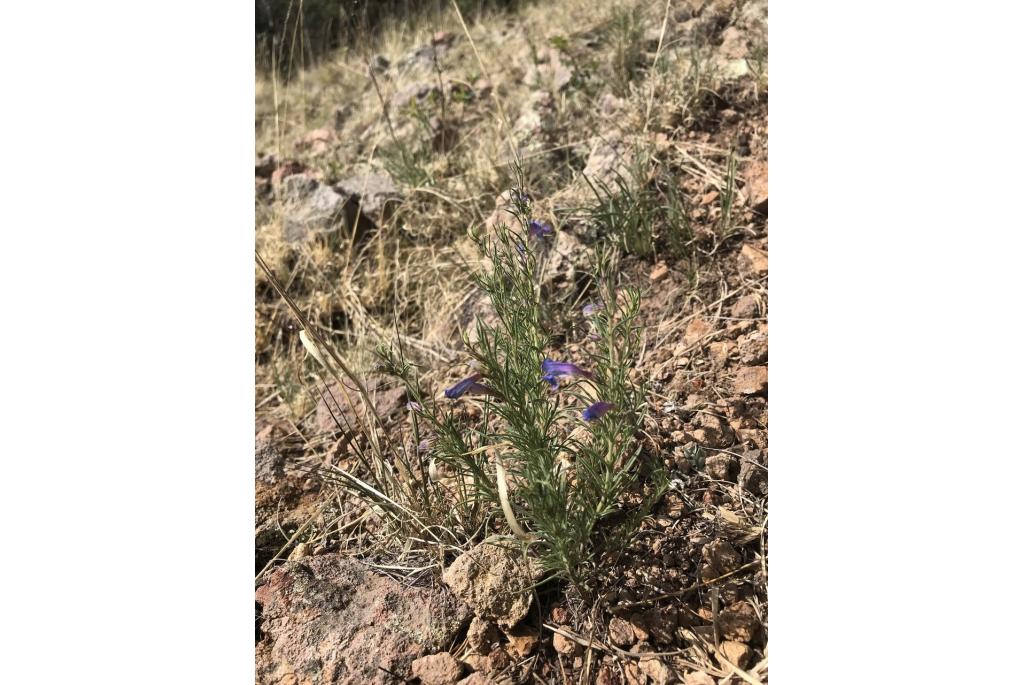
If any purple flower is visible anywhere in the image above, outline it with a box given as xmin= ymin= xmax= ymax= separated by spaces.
xmin=582 ymin=302 xmax=604 ymax=316
xmin=582 ymin=401 xmax=615 ymax=422
xmin=528 ymin=220 xmax=553 ymax=239
xmin=417 ymin=439 xmax=430 ymax=453
xmin=444 ymin=373 xmax=483 ymax=399
xmin=541 ymin=358 xmax=593 ymax=387
xmin=406 ymin=401 xmax=423 ymax=411
xmin=444 ymin=373 xmax=503 ymax=400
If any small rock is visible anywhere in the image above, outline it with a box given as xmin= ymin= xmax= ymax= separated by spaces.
xmin=512 ymin=90 xmax=555 ymax=149
xmin=738 ymin=453 xmax=768 ymax=496
xmin=502 ymin=626 xmax=539 ymax=657
xmin=682 ymin=673 xmax=716 ymax=685
xmin=701 ymin=190 xmax=719 ymax=206
xmin=740 ymin=244 xmax=768 ymax=275
xmin=485 ymin=648 xmax=510 ymax=672
xmin=704 ymin=453 xmax=738 ymax=481
xmin=718 ymin=27 xmax=748 ymax=59
xmin=550 ymin=606 xmax=569 ymax=624
xmin=282 ymin=181 xmax=355 ymax=243
xmin=278 ymin=173 xmax=319 ymax=203
xmin=718 ymin=640 xmax=753 ymax=669
xmin=596 ymin=662 xmax=622 ymax=685
xmin=744 ymin=160 xmax=768 ymax=216
xmin=442 ymin=538 xmax=543 ymax=628
xmin=708 ymin=341 xmax=736 ymax=366
xmin=649 ymin=262 xmax=669 ymax=281
xmin=412 ymin=653 xmax=464 ymax=685
xmin=683 ymin=317 xmax=713 ymax=347
xmin=456 ymin=674 xmax=496 ymax=685
xmin=732 ymin=366 xmax=768 ymax=395
xmin=638 ymin=658 xmax=671 ymax=685
xmin=718 ymin=602 xmax=761 ymax=643
xmin=552 ymin=631 xmax=577 ymax=655
xmin=623 ymin=662 xmax=645 ymax=685
xmin=466 ymin=616 xmax=499 ymax=655
xmin=462 ymin=654 xmax=487 ymax=673
xmin=287 ymin=542 xmax=310 ymax=560
xmin=582 ymin=131 xmax=635 ymax=191
xmin=335 ymin=173 xmax=402 ymax=223
xmin=701 ymin=539 xmax=742 ymax=581
xmin=730 ymin=294 xmax=760 ymax=319
xmin=296 ymin=126 xmax=335 ymax=155
xmin=608 ymin=616 xmax=637 ymax=647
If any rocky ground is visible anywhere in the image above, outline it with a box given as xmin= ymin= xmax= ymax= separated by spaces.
xmin=255 ymin=1 xmax=767 ymax=683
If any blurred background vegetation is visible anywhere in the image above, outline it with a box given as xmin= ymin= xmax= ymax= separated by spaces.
xmin=256 ymin=0 xmax=526 ymax=76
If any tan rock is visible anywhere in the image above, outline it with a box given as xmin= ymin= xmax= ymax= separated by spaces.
xmin=683 ymin=317 xmax=713 ymax=346
xmin=733 ymin=366 xmax=767 ymax=395
xmin=718 ymin=640 xmax=753 ymax=669
xmin=412 ymin=653 xmax=464 ymax=685
xmin=503 ymin=626 xmax=539 ymax=657
xmin=649 ymin=262 xmax=669 ymax=281
xmin=682 ymin=672 xmax=716 ymax=685
xmin=740 ymin=244 xmax=768 ymax=275
xmin=442 ymin=538 xmax=542 ymax=628
xmin=608 ymin=616 xmax=637 ymax=647
xmin=552 ymin=631 xmax=577 ymax=655
xmin=638 ymin=657 xmax=672 ymax=685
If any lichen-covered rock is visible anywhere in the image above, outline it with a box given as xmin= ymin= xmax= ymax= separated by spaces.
xmin=442 ymin=538 xmax=542 ymax=628
xmin=256 ymin=555 xmax=470 ymax=684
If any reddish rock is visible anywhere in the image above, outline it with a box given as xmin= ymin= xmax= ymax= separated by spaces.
xmin=683 ymin=317 xmax=713 ymax=347
xmin=730 ymin=294 xmax=760 ymax=319
xmin=552 ymin=631 xmax=577 ymax=655
xmin=744 ymin=159 xmax=768 ymax=215
xmin=733 ymin=366 xmax=768 ymax=395
xmin=255 ymin=555 xmax=470 ymax=684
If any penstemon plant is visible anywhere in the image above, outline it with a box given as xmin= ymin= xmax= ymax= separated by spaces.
xmin=378 ymin=179 xmax=663 ymax=590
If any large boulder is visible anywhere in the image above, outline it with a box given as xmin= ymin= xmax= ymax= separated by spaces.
xmin=256 ymin=555 xmax=471 ymax=684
